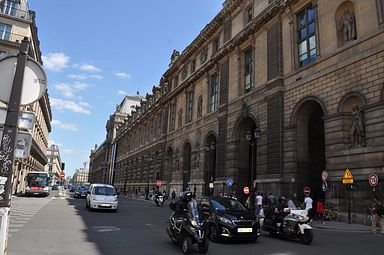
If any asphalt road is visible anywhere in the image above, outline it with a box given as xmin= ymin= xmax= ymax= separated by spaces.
xmin=7 ymin=191 xmax=383 ymax=255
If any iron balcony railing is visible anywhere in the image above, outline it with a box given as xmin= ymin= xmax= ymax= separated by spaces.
xmin=0 ymin=2 xmax=31 ymax=21
xmin=0 ymin=29 xmax=27 ymax=44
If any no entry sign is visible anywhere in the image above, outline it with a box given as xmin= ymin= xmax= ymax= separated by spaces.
xmin=369 ymin=174 xmax=379 ymax=187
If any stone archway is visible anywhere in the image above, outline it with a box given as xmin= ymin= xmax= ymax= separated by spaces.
xmin=165 ymin=146 xmax=174 ymax=195
xmin=233 ymin=116 xmax=259 ymax=202
xmin=204 ymin=134 xmax=217 ymax=195
xmin=183 ymin=142 xmax=192 ymax=191
xmin=296 ymin=100 xmax=326 ymax=203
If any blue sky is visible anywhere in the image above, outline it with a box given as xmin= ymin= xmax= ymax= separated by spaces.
xmin=28 ymin=0 xmax=223 ymax=177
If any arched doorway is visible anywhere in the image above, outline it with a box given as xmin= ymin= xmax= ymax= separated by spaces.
xmin=183 ymin=142 xmax=192 ymax=191
xmin=296 ymin=100 xmax=326 ymax=203
xmin=165 ymin=147 xmax=174 ymax=195
xmin=204 ymin=134 xmax=216 ymax=195
xmin=235 ymin=116 xmax=259 ymax=203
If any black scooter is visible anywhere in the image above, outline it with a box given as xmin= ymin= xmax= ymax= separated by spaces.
xmin=166 ymin=200 xmax=209 ymax=254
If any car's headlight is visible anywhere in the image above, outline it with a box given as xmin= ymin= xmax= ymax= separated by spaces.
xmin=114 ymin=197 xmax=118 ymax=202
xmin=218 ymin=216 xmax=232 ymax=225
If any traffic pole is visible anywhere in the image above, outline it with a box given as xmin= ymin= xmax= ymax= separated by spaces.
xmin=0 ymin=38 xmax=30 ymax=255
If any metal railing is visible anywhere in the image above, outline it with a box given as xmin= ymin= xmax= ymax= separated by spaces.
xmin=0 ymin=29 xmax=27 ymax=43
xmin=0 ymin=3 xmax=31 ymax=21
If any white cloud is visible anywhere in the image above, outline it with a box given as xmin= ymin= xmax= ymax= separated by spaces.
xmin=89 ymin=74 xmax=103 ymax=80
xmin=115 ymin=72 xmax=131 ymax=79
xmin=51 ymin=119 xmax=78 ymax=131
xmin=50 ymin=97 xmax=91 ymax=114
xmin=67 ymin=74 xmax=87 ymax=80
xmin=42 ymin=52 xmax=70 ymax=71
xmin=62 ymin=149 xmax=74 ymax=155
xmin=53 ymin=82 xmax=91 ymax=99
xmin=117 ymin=90 xmax=127 ymax=96
xmin=79 ymin=64 xmax=100 ymax=72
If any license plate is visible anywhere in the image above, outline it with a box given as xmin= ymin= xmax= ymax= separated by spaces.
xmin=238 ymin=228 xmax=253 ymax=233
xmin=101 ymin=204 xmax=111 ymax=207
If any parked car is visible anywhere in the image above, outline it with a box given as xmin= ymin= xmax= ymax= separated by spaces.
xmin=69 ymin=185 xmax=78 ymax=192
xmin=74 ymin=186 xmax=88 ymax=198
xmin=196 ymin=196 xmax=261 ymax=242
xmin=86 ymin=184 xmax=118 ymax=212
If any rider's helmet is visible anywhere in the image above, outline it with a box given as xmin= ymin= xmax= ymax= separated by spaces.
xmin=182 ymin=191 xmax=193 ymax=202
xmin=278 ymin=196 xmax=286 ymax=203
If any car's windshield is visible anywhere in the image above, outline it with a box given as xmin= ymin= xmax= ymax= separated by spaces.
xmin=94 ymin=187 xmax=116 ymax=196
xmin=27 ymin=174 xmax=49 ymax=188
xmin=210 ymin=197 xmax=247 ymax=211
xmin=78 ymin=187 xmax=88 ymax=192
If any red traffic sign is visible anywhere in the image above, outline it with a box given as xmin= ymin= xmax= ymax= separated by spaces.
xmin=155 ymin=180 xmax=161 ymax=187
xmin=321 ymin=170 xmax=328 ymax=181
xmin=369 ymin=174 xmax=379 ymax=187
xmin=243 ymin=186 xmax=250 ymax=194
xmin=60 ymin=172 xmax=65 ymax=179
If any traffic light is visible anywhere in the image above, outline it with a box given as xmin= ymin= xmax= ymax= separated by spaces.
xmin=61 ymin=162 xmax=65 ymax=170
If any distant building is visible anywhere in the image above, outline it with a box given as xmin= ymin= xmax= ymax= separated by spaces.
xmin=72 ymin=169 xmax=89 ymax=185
xmin=44 ymin=144 xmax=64 ymax=185
xmin=1 ymin=0 xmax=52 ymax=195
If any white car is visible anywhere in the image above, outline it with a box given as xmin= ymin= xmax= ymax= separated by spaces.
xmin=86 ymin=184 xmax=118 ymax=212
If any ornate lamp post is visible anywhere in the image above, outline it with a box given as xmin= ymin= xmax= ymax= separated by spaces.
xmin=246 ymin=127 xmax=261 ymax=214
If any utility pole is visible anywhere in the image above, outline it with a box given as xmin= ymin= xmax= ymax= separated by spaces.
xmin=0 ymin=38 xmax=30 ymax=255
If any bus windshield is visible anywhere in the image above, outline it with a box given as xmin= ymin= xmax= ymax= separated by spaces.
xmin=27 ymin=173 xmax=49 ymax=188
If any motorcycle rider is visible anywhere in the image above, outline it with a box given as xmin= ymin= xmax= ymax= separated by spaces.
xmin=274 ymin=196 xmax=289 ymax=233
xmin=174 ymin=190 xmax=194 ymax=217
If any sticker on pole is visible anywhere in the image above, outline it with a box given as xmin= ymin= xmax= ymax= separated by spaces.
xmin=0 ymin=56 xmax=47 ymax=106
xmin=321 ymin=170 xmax=328 ymax=181
xmin=369 ymin=174 xmax=379 ymax=187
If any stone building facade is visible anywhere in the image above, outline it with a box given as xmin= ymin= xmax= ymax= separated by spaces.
xmin=0 ymin=0 xmax=52 ymax=195
xmin=89 ymin=0 xmax=384 ymax=222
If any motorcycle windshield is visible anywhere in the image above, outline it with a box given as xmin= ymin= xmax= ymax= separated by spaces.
xmin=288 ymin=200 xmax=298 ymax=210
xmin=188 ymin=200 xmax=202 ymax=223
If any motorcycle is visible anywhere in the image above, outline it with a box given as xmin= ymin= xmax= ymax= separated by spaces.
xmin=166 ymin=199 xmax=209 ymax=254
xmin=259 ymin=200 xmax=313 ymax=245
xmin=155 ymin=195 xmax=164 ymax=207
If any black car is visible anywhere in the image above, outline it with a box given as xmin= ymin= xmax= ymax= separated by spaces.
xmin=197 ymin=196 xmax=261 ymax=242
xmin=74 ymin=186 xmax=88 ymax=198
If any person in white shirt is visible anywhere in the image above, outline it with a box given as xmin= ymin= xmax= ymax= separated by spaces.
xmin=256 ymin=192 xmax=263 ymax=215
xmin=303 ymin=190 xmax=313 ymax=222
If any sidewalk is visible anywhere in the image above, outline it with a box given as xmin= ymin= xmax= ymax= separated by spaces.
xmin=311 ymin=219 xmax=373 ymax=233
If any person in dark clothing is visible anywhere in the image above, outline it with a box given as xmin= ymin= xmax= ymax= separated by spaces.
xmin=274 ymin=196 xmax=289 ymax=233
xmin=174 ymin=191 xmax=193 ymax=217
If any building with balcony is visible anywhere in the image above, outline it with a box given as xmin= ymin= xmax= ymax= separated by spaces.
xmin=90 ymin=0 xmax=384 ymax=223
xmin=44 ymin=144 xmax=64 ymax=185
xmin=1 ymin=0 xmax=52 ymax=194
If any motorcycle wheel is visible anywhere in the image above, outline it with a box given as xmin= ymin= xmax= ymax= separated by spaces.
xmin=209 ymin=225 xmax=220 ymax=242
xmin=299 ymin=229 xmax=313 ymax=245
xmin=198 ymin=239 xmax=209 ymax=254
xmin=182 ymin=236 xmax=192 ymax=255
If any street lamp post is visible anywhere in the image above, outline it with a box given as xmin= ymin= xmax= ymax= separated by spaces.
xmin=246 ymin=127 xmax=261 ymax=214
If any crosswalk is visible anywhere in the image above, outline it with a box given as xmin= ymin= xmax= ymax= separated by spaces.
xmin=8 ymin=196 xmax=52 ymax=238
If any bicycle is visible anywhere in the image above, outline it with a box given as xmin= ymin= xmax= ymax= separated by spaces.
xmin=323 ymin=207 xmax=339 ymax=221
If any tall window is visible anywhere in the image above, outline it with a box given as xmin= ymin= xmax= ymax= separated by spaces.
xmin=223 ymin=19 xmax=232 ymax=43
xmin=209 ymin=73 xmax=218 ymax=112
xmin=169 ymin=103 xmax=176 ymax=131
xmin=245 ymin=6 xmax=253 ymax=25
xmin=0 ymin=23 xmax=11 ymax=41
xmin=377 ymin=0 xmax=384 ymax=24
xmin=244 ymin=48 xmax=253 ymax=92
xmin=190 ymin=59 xmax=196 ymax=74
xmin=297 ymin=5 xmax=317 ymax=67
xmin=186 ymin=91 xmax=194 ymax=123
xmin=1 ymin=0 xmax=18 ymax=16
xmin=212 ymin=37 xmax=220 ymax=55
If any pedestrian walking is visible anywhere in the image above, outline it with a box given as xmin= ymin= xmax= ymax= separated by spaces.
xmin=267 ymin=192 xmax=276 ymax=204
xmin=171 ymin=190 xmax=176 ymax=201
xmin=370 ymin=196 xmax=384 ymax=235
xmin=302 ymin=189 xmax=313 ymax=222
xmin=316 ymin=200 xmax=325 ymax=223
xmin=255 ymin=192 xmax=263 ymax=215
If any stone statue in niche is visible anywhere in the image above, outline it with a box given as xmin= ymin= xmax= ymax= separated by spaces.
xmin=171 ymin=50 xmax=180 ymax=64
xmin=341 ymin=9 xmax=356 ymax=42
xmin=197 ymin=96 xmax=202 ymax=117
xmin=349 ymin=104 xmax=365 ymax=148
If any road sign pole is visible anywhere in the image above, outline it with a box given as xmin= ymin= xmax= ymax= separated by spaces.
xmin=348 ymin=188 xmax=351 ymax=224
xmin=0 ymin=38 xmax=30 ymax=255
